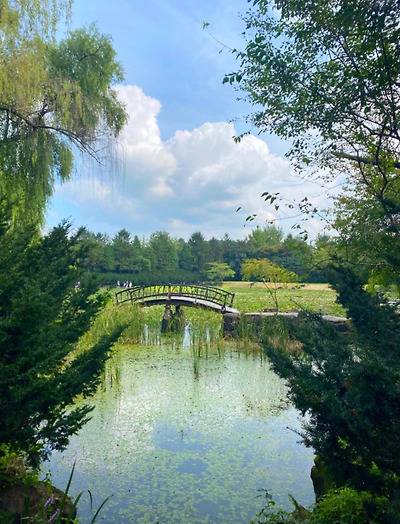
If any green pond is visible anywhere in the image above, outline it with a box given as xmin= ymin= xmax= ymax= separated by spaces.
xmin=44 ymin=324 xmax=315 ymax=523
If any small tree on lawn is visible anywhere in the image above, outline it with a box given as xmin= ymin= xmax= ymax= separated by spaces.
xmin=0 ymin=209 xmax=124 ymax=466
xmin=241 ymin=258 xmax=298 ymax=310
xmin=206 ymin=262 xmax=235 ymax=285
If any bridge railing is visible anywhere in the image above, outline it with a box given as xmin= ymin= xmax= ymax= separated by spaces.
xmin=115 ymin=284 xmax=235 ymax=308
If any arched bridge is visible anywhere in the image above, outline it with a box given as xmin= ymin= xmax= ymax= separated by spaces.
xmin=115 ymin=284 xmax=238 ymax=314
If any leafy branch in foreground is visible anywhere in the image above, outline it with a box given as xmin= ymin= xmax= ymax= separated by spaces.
xmin=229 ymin=0 xmax=400 ymax=191
xmin=228 ymin=0 xmax=400 ymax=284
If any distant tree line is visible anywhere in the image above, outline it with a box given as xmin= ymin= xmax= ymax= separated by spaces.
xmin=75 ymin=225 xmax=334 ymax=285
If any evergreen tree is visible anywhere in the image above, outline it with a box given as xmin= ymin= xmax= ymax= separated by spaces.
xmin=188 ymin=232 xmax=209 ymax=272
xmin=148 ymin=231 xmax=178 ymax=272
xmin=0 ymin=211 xmax=124 ymax=465
xmin=263 ymin=266 xmax=400 ymax=497
xmin=131 ymin=235 xmax=151 ymax=273
xmin=112 ymin=229 xmax=134 ymax=272
xmin=77 ymin=228 xmax=113 ymax=273
xmin=208 ymin=237 xmax=224 ymax=262
xmin=177 ymin=239 xmax=195 ymax=271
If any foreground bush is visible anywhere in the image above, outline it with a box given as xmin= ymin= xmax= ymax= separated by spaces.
xmin=0 ymin=212 xmax=125 ymax=466
xmin=254 ymin=488 xmax=392 ymax=524
xmin=262 ymin=266 xmax=400 ymax=503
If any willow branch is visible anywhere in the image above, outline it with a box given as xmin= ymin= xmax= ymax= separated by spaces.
xmin=0 ymin=106 xmax=101 ymax=162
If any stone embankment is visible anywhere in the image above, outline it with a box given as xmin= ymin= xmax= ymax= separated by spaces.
xmin=223 ymin=311 xmax=349 ymax=337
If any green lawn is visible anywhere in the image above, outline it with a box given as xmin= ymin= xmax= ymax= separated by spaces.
xmin=222 ymin=281 xmax=345 ymax=316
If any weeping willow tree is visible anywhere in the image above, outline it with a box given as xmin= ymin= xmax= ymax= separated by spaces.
xmin=0 ymin=0 xmax=127 ymax=224
xmin=0 ymin=1 xmax=129 ymax=471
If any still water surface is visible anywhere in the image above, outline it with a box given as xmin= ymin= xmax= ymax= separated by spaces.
xmin=44 ymin=330 xmax=315 ymax=523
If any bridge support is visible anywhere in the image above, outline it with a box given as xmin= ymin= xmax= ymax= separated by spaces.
xmin=161 ymin=304 xmax=172 ymax=333
xmin=171 ymin=304 xmax=185 ymax=332
xmin=161 ymin=304 xmax=186 ymax=333
xmin=222 ymin=312 xmax=241 ymax=337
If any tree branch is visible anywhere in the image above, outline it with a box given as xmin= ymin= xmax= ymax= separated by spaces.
xmin=333 ymin=151 xmax=400 ymax=170
xmin=0 ymin=105 xmax=101 ymax=162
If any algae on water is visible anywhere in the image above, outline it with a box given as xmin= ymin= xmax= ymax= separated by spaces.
xmin=44 ymin=321 xmax=315 ymax=524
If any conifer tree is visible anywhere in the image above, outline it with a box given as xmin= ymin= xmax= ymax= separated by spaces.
xmin=263 ymin=266 xmax=400 ymax=497
xmin=0 ymin=207 xmax=124 ymax=466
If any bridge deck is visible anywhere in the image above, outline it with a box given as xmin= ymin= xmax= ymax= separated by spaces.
xmin=115 ymin=284 xmax=237 ymax=314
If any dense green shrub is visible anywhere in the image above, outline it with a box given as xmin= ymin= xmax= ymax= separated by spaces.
xmin=253 ymin=488 xmax=392 ymax=524
xmin=262 ymin=266 xmax=400 ymax=499
xmin=0 ymin=212 xmax=125 ymax=466
xmin=309 ymin=488 xmax=390 ymax=524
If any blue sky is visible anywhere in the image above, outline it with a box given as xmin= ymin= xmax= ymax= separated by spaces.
xmin=47 ymin=0 xmax=330 ymax=239
xmin=68 ymin=0 xmax=254 ymax=140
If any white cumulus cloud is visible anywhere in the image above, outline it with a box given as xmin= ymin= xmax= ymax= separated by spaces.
xmin=50 ymin=84 xmax=331 ymax=239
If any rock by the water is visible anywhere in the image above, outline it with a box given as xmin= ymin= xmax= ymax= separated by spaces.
xmin=0 ymin=482 xmax=76 ymax=522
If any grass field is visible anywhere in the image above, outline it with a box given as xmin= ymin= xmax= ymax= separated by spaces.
xmin=222 ymin=281 xmax=345 ymax=316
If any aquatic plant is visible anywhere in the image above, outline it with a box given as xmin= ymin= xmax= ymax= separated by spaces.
xmin=252 ymin=488 xmax=393 ymax=524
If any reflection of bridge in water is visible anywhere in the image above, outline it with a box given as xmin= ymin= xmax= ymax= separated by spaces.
xmin=115 ymin=284 xmax=239 ymax=314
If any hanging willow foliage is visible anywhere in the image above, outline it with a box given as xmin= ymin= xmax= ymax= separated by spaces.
xmin=0 ymin=1 xmax=127 ymax=224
